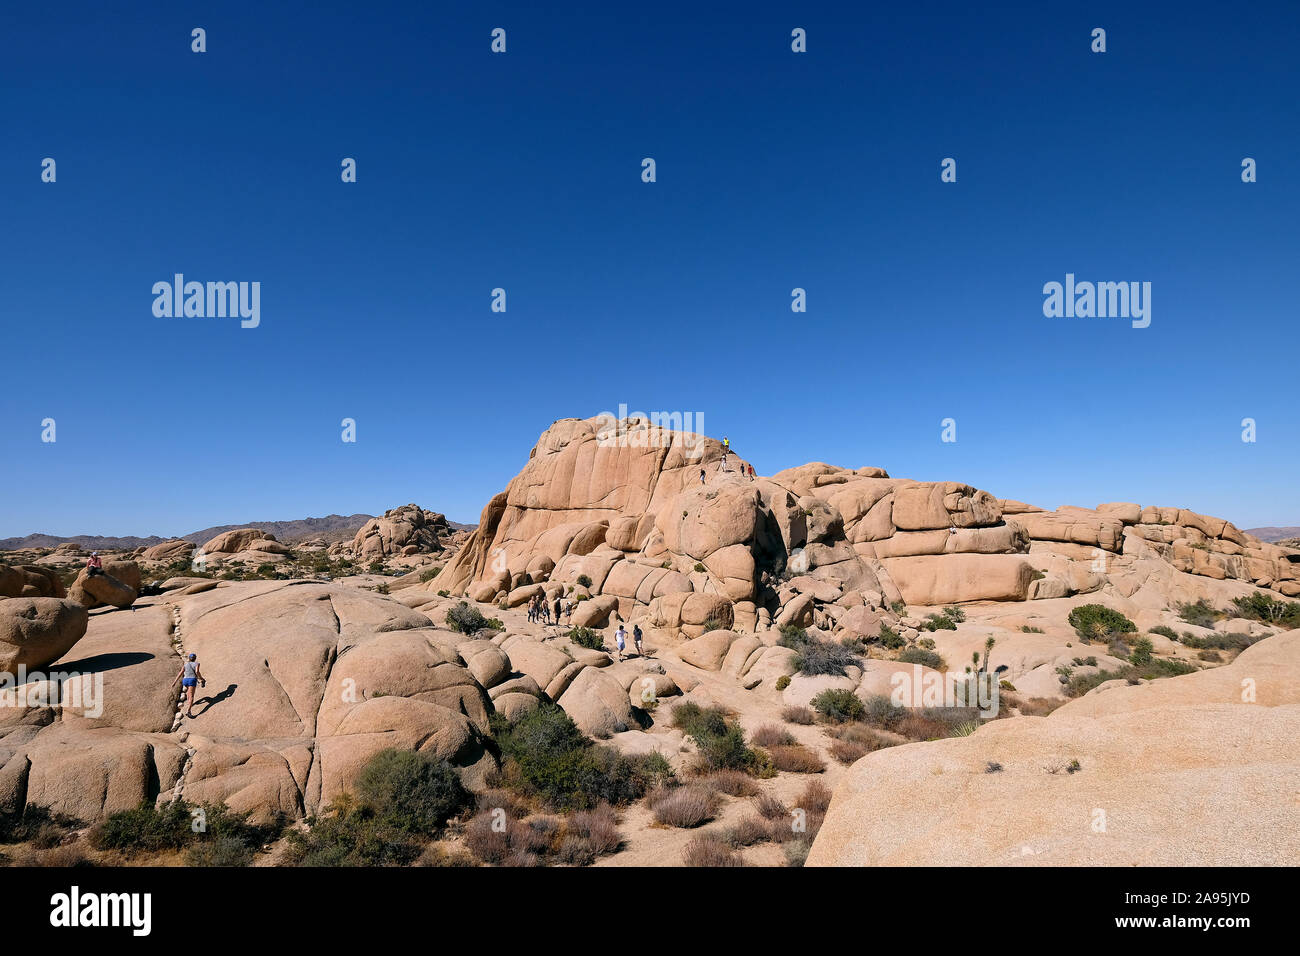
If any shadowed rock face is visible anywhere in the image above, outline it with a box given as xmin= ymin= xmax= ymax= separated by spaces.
xmin=807 ymin=630 xmax=1300 ymax=867
xmin=421 ymin=417 xmax=1299 ymax=638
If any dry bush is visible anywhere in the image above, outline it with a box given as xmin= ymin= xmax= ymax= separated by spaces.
xmin=781 ymin=706 xmax=816 ymax=725
xmin=829 ymin=739 xmax=870 ymax=764
xmin=766 ymin=744 xmax=826 ymax=774
xmin=476 ymin=787 xmax=531 ymax=818
xmin=502 ymin=848 xmax=542 ymax=867
xmin=462 ymin=811 xmax=510 ymax=864
xmin=1005 ymin=695 xmax=1065 ymax=717
xmin=702 ymin=769 xmax=759 ymax=797
xmin=797 ymin=779 xmax=833 ymax=815
xmin=895 ymin=714 xmax=954 ymax=741
xmin=725 ymin=816 xmax=770 ymax=848
xmin=649 ymin=785 xmax=720 ymax=828
xmin=416 ymin=844 xmax=479 ymax=867
xmin=753 ymin=792 xmax=788 ymax=820
xmin=568 ymin=804 xmax=621 ymax=855
xmin=682 ymin=833 xmax=744 ymax=867
xmin=751 ymin=724 xmax=796 ymax=748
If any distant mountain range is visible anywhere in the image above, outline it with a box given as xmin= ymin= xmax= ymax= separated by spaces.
xmin=0 ymin=512 xmax=476 ymax=551
xmin=1245 ymin=526 xmax=1300 ymax=543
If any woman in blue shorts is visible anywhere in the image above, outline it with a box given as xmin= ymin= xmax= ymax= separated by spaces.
xmin=174 ymin=653 xmax=206 ymax=719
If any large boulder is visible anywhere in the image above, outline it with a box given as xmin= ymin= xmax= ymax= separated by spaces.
xmin=879 ymin=554 xmax=1035 ymax=605
xmin=352 ymin=504 xmax=451 ymax=559
xmin=0 ymin=598 xmax=89 ymax=673
xmin=202 ymin=528 xmax=274 ymax=555
xmin=0 ymin=565 xmax=66 ymax=599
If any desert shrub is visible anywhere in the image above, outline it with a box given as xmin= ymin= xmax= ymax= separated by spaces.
xmin=566 ymin=627 xmax=605 ymax=650
xmin=897 ymin=647 xmax=945 ymax=669
xmin=670 ymin=701 xmax=730 ymax=739
xmin=766 ymin=745 xmax=825 ymax=774
xmin=829 ymin=739 xmax=869 ymax=763
xmin=418 ymin=566 xmax=442 ymax=583
xmin=878 ymin=625 xmax=905 ymax=649
xmin=781 ymin=705 xmax=816 ymax=725
xmin=1128 ymin=637 xmax=1154 ymax=666
xmin=1230 ymin=592 xmax=1300 ymax=627
xmin=1071 ymin=656 xmax=1098 ymax=667
xmin=576 ymin=574 xmax=592 ymax=588
xmin=777 ymin=624 xmax=809 ymax=649
xmin=753 ymin=792 xmax=788 ymax=820
xmin=415 ymin=844 xmax=478 ymax=867
xmin=725 ymin=816 xmax=770 ymax=847
xmin=810 ymin=688 xmax=864 ymax=723
xmin=693 ymin=563 xmax=706 ymax=573
xmin=567 ymin=803 xmax=622 ymax=856
xmin=796 ymin=779 xmax=833 ymax=814
xmin=1180 ymin=632 xmax=1264 ymax=651
xmin=683 ymin=833 xmax=743 ymax=867
xmin=917 ymin=637 xmax=936 ymax=650
xmin=1020 ymin=625 xmax=1044 ymax=633
xmin=446 ymin=601 xmax=494 ymax=634
xmin=1107 ymin=639 xmax=1131 ymax=659
xmin=793 ymin=638 xmax=862 ymax=677
xmin=1065 ymin=656 xmax=1198 ymax=697
xmin=701 ymin=617 xmax=724 ymax=632
xmin=492 ymin=704 xmax=673 ymax=809
xmin=1149 ymin=625 xmax=1178 ymax=640
xmin=860 ymin=694 xmax=906 ymax=730
xmin=287 ymin=797 xmax=421 ymax=867
xmin=889 ymin=600 xmax=907 ymax=614
xmin=943 ymin=606 xmax=967 ymax=623
xmin=0 ymin=805 xmax=82 ymax=846
xmin=1198 ymin=649 xmax=1223 ymax=662
xmin=355 ymin=749 xmax=470 ymax=835
xmin=784 ymin=839 xmax=813 ymax=867
xmin=1067 ymin=604 xmax=1136 ymax=641
xmin=750 ymin=724 xmax=796 ymax=748
xmin=90 ymin=801 xmax=192 ymax=854
xmin=1006 ymin=695 xmax=1066 ymax=717
xmin=702 ymin=770 xmax=758 ymax=797
xmin=775 ymin=675 xmax=791 ymax=691
xmin=1176 ymin=598 xmax=1220 ymax=628
xmin=921 ymin=613 xmax=957 ymax=631
xmin=669 ymin=703 xmax=765 ymax=774
xmin=437 ymin=589 xmax=450 ymax=597
xmin=649 ymin=785 xmax=720 ymax=828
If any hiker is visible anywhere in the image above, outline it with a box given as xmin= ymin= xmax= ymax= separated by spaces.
xmin=632 ymin=623 xmax=645 ymax=657
xmin=553 ymin=595 xmax=562 ymax=624
xmin=699 ymin=468 xmax=706 ymax=484
xmin=748 ymin=463 xmax=755 ymax=481
xmin=614 ymin=624 xmax=628 ymax=661
xmin=723 ymin=436 xmax=729 ymax=452
xmin=174 ymin=653 xmax=206 ymax=719
xmin=528 ymin=595 xmax=539 ymax=623
xmin=564 ymin=600 xmax=574 ymax=624
xmin=86 ymin=552 xmax=103 ymax=576
xmin=541 ymin=598 xmax=551 ymax=625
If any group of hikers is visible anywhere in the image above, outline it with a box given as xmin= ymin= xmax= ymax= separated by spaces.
xmin=702 ymin=436 xmax=756 ymax=483
xmin=527 ymin=592 xmax=571 ymax=625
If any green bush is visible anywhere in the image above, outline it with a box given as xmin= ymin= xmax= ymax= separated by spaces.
xmin=921 ymin=613 xmax=957 ymax=631
xmin=1128 ymin=637 xmax=1154 ymax=666
xmin=90 ymin=800 xmax=280 ymax=865
xmin=777 ymin=624 xmax=809 ymax=648
xmin=1149 ymin=625 xmax=1179 ymax=640
xmin=419 ymin=566 xmax=442 ymax=583
xmin=1229 ymin=592 xmax=1300 ymax=628
xmin=693 ymin=563 xmax=706 ymax=573
xmin=567 ymin=627 xmax=605 ymax=651
xmin=811 ymin=688 xmax=865 ymax=723
xmin=897 ymin=647 xmax=945 ymax=670
xmin=860 ymin=694 xmax=906 ymax=730
xmin=1065 ymin=657 xmax=1198 ymax=697
xmin=775 ymin=675 xmax=791 ymax=691
xmin=286 ymin=798 xmax=422 ymax=867
xmin=1179 ymin=632 xmax=1264 ymax=651
xmin=1176 ymin=598 xmax=1220 ymax=629
xmin=445 ymin=601 xmax=502 ymax=634
xmin=878 ymin=625 xmax=905 ymax=649
xmin=1067 ymin=604 xmax=1136 ymax=641
xmin=670 ymin=702 xmax=765 ymax=775
xmin=492 ymin=704 xmax=672 ymax=810
xmin=576 ymin=574 xmax=593 ymax=588
xmin=0 ymin=805 xmax=82 ymax=846
xmin=355 ymin=749 xmax=470 ymax=835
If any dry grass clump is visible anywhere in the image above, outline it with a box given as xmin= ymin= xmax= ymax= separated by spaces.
xmin=828 ymin=738 xmax=870 ymax=764
xmin=751 ymin=724 xmax=797 ymax=748
xmin=781 ymin=706 xmax=816 ymax=725
xmin=724 ymin=816 xmax=771 ymax=847
xmin=765 ymin=744 xmax=826 ymax=774
xmin=702 ymin=769 xmax=759 ymax=797
xmin=753 ymin=792 xmax=788 ymax=820
xmin=682 ymin=832 xmax=744 ymax=867
xmin=461 ymin=802 xmax=621 ymax=866
xmin=648 ymin=784 xmax=721 ymax=828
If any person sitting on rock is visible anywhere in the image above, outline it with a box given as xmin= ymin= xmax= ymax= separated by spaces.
xmin=86 ymin=552 xmax=103 ymax=576
xmin=174 ymin=653 xmax=206 ymax=719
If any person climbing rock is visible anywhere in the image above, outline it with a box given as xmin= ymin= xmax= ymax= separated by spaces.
xmin=174 ymin=653 xmax=206 ymax=719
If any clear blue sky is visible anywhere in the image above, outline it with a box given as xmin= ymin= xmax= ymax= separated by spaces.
xmin=2 ymin=0 xmax=1296 ymax=537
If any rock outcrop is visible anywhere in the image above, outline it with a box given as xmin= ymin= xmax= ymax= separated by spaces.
xmin=808 ymin=630 xmax=1300 ymax=866
xmin=0 ymin=598 xmax=89 ymax=673
xmin=350 ymin=504 xmax=452 ymax=559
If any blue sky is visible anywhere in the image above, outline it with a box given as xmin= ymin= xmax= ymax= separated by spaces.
xmin=1 ymin=0 xmax=1296 ymax=537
